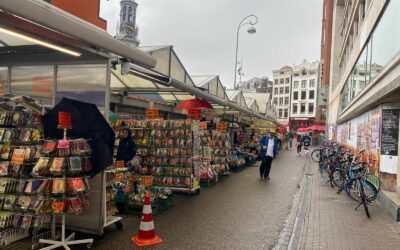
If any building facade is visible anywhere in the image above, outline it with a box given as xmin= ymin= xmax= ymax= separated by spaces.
xmin=328 ymin=0 xmax=400 ymax=215
xmin=237 ymin=77 xmax=271 ymax=93
xmin=272 ymin=66 xmax=293 ymax=123
xmin=290 ymin=60 xmax=319 ymax=130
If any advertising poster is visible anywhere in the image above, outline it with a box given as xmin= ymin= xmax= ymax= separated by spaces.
xmin=380 ymin=109 xmax=399 ymax=174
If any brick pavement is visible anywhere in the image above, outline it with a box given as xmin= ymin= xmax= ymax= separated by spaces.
xmin=297 ymin=159 xmax=400 ymax=250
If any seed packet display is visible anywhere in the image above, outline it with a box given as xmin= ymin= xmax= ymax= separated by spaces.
xmin=68 ymin=156 xmax=82 ymax=175
xmin=52 ymin=178 xmax=65 ymax=195
xmin=50 ymin=157 xmax=65 ymax=176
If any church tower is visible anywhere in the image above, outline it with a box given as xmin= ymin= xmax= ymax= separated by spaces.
xmin=117 ymin=0 xmax=140 ymax=46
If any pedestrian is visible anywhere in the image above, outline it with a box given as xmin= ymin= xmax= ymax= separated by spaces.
xmin=259 ymin=130 xmax=279 ymax=180
xmin=296 ymin=134 xmax=302 ymax=156
xmin=116 ymin=128 xmax=137 ymax=165
xmin=302 ymin=134 xmax=311 ymax=155
xmin=288 ymin=131 xmax=294 ymax=149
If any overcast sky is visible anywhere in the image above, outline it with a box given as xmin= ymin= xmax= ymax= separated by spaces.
xmin=100 ymin=0 xmax=322 ymax=89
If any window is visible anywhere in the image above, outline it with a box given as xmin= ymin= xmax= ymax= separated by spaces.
xmin=274 ymin=79 xmax=278 ymax=85
xmin=293 ymin=91 xmax=298 ymax=100
xmin=301 ymin=80 xmax=307 ymax=88
xmin=284 ymin=109 xmax=288 ymax=118
xmin=310 ymin=79 xmax=316 ymax=88
xmin=274 ymin=98 xmax=277 ymax=104
xmin=285 ymin=87 xmax=289 ymax=94
xmin=308 ymin=103 xmax=314 ymax=114
xmin=128 ymin=6 xmax=133 ymax=21
xmin=309 ymin=90 xmax=315 ymax=99
xmin=293 ymin=104 xmax=298 ymax=114
xmin=279 ymin=87 xmax=284 ymax=94
xmin=294 ymin=81 xmax=299 ymax=88
xmin=285 ymin=78 xmax=290 ymax=84
xmin=274 ymin=88 xmax=278 ymax=95
xmin=301 ymin=103 xmax=306 ymax=114
xmin=123 ymin=6 xmax=127 ymax=21
xmin=279 ymin=98 xmax=283 ymax=105
xmin=301 ymin=91 xmax=307 ymax=100
xmin=284 ymin=97 xmax=289 ymax=105
xmin=278 ymin=109 xmax=283 ymax=118
xmin=280 ymin=79 xmax=284 ymax=84
xmin=11 ymin=66 xmax=53 ymax=105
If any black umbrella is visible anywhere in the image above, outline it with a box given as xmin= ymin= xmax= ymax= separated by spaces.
xmin=43 ymin=98 xmax=115 ymax=176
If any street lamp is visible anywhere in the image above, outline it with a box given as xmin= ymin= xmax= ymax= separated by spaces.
xmin=234 ymin=15 xmax=258 ymax=90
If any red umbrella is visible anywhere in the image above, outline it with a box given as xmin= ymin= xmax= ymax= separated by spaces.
xmin=307 ymin=125 xmax=326 ymax=131
xmin=276 ymin=127 xmax=286 ymax=134
xmin=297 ymin=127 xmax=308 ymax=132
xmin=175 ymin=99 xmax=213 ymax=110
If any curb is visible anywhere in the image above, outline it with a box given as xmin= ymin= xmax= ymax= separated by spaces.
xmin=273 ymin=156 xmax=311 ymax=250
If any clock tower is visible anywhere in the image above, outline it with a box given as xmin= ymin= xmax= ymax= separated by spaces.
xmin=117 ymin=0 xmax=140 ymax=46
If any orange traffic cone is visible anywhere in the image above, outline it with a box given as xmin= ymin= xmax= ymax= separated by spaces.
xmin=131 ymin=191 xmax=163 ymax=247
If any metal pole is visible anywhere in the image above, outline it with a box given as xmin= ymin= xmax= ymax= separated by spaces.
xmin=234 ymin=29 xmax=240 ymax=90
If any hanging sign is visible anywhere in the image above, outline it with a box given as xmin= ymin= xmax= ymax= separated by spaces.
xmin=58 ymin=112 xmax=71 ymax=128
xmin=145 ymin=108 xmax=159 ymax=119
xmin=187 ymin=109 xmax=202 ymax=120
xmin=216 ymin=122 xmax=228 ymax=131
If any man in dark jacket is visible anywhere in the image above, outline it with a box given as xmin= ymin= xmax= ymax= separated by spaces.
xmin=259 ymin=131 xmax=279 ymax=180
xmin=116 ymin=128 xmax=136 ymax=165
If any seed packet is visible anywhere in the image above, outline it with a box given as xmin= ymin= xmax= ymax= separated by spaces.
xmin=66 ymin=197 xmax=83 ymax=215
xmin=52 ymin=178 xmax=65 ymax=195
xmin=11 ymin=148 xmax=25 ymax=166
xmin=37 ymin=179 xmax=51 ymax=195
xmin=41 ymin=140 xmax=57 ymax=155
xmin=57 ymin=140 xmax=70 ymax=157
xmin=12 ymin=213 xmax=22 ymax=228
xmin=20 ymin=215 xmax=33 ymax=230
xmin=0 ymin=113 xmax=6 ymax=125
xmin=52 ymin=199 xmax=65 ymax=214
xmin=32 ymin=180 xmax=42 ymax=193
xmin=66 ymin=178 xmax=85 ymax=195
xmin=0 ymin=181 xmax=6 ymax=193
xmin=68 ymin=157 xmax=82 ymax=175
xmin=32 ymin=157 xmax=50 ymax=177
xmin=0 ymin=128 xmax=5 ymax=142
xmin=19 ymin=128 xmax=31 ymax=142
xmin=1 ymin=147 xmax=11 ymax=160
xmin=3 ymin=195 xmax=16 ymax=210
xmin=16 ymin=180 xmax=26 ymax=194
xmin=28 ymin=197 xmax=39 ymax=212
xmin=0 ymin=197 xmax=5 ymax=209
xmin=82 ymin=157 xmax=93 ymax=173
xmin=0 ymin=162 xmax=10 ymax=177
xmin=2 ymin=130 xmax=12 ymax=143
xmin=24 ymin=181 xmax=33 ymax=194
xmin=18 ymin=196 xmax=31 ymax=212
xmin=50 ymin=157 xmax=65 ymax=176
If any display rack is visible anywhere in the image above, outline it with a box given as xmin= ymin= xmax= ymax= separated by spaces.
xmin=38 ymin=128 xmax=93 ymax=250
xmin=124 ymin=119 xmax=201 ymax=194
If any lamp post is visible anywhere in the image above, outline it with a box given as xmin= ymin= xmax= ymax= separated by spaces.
xmin=233 ymin=15 xmax=258 ymax=90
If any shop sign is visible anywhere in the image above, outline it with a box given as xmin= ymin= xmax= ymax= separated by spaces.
xmin=216 ymin=122 xmax=228 ymax=131
xmin=58 ymin=112 xmax=71 ymax=128
xmin=116 ymin=160 xmax=125 ymax=169
xmin=200 ymin=121 xmax=208 ymax=130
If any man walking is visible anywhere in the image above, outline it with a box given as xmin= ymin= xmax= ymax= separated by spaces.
xmin=259 ymin=130 xmax=279 ymax=180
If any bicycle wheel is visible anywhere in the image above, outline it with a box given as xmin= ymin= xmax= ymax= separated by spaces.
xmin=319 ymin=163 xmax=330 ymax=181
xmin=332 ymin=169 xmax=344 ymax=188
xmin=366 ymin=174 xmax=381 ymax=193
xmin=311 ymin=150 xmax=320 ymax=162
xmin=345 ymin=179 xmax=378 ymax=202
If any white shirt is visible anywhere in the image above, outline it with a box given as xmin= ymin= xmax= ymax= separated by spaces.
xmin=267 ymin=138 xmax=275 ymax=157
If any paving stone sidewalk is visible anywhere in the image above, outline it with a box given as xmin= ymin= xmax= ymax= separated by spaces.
xmin=297 ymin=160 xmax=400 ymax=250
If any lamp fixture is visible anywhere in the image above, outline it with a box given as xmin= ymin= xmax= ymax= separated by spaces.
xmin=0 ymin=27 xmax=81 ymax=57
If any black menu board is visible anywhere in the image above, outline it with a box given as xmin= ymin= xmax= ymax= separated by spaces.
xmin=381 ymin=109 xmax=400 ymax=155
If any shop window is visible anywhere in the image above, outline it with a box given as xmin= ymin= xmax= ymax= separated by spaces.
xmin=301 ymin=80 xmax=307 ymax=88
xmin=0 ymin=67 xmax=8 ymax=95
xmin=10 ymin=66 xmax=53 ymax=105
xmin=293 ymin=91 xmax=298 ymax=100
xmin=308 ymin=103 xmax=314 ymax=114
xmin=293 ymin=81 xmax=299 ymax=89
xmin=293 ymin=103 xmax=298 ymax=114
xmin=309 ymin=90 xmax=315 ymax=99
xmin=301 ymin=103 xmax=306 ymax=114
xmin=57 ymin=64 xmax=107 ymax=113
xmin=285 ymin=87 xmax=290 ymax=94
xmin=301 ymin=91 xmax=307 ymax=100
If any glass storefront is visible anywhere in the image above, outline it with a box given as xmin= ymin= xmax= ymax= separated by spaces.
xmin=340 ymin=0 xmax=400 ymax=111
